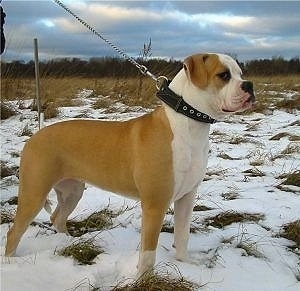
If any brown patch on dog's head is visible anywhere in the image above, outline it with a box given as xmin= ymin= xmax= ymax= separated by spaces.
xmin=183 ymin=54 xmax=230 ymax=90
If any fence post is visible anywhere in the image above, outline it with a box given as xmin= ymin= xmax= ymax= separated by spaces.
xmin=34 ymin=38 xmax=42 ymax=129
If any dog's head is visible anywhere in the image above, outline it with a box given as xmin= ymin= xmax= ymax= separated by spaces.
xmin=172 ymin=53 xmax=255 ymax=120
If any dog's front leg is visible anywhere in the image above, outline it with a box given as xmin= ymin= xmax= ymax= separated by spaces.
xmin=137 ymin=200 xmax=169 ymax=277
xmin=174 ymin=190 xmax=196 ymax=261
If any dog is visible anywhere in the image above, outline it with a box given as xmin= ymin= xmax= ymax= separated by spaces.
xmin=5 ymin=53 xmax=255 ymax=276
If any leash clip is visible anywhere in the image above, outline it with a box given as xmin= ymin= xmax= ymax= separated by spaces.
xmin=156 ymin=75 xmax=169 ymax=90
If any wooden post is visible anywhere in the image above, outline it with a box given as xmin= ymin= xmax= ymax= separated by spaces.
xmin=34 ymin=38 xmax=42 ymax=129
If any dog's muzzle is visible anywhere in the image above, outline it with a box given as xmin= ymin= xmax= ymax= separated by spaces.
xmin=241 ymin=81 xmax=255 ymax=103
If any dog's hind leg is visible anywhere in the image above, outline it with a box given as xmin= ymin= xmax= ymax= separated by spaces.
xmin=51 ymin=179 xmax=85 ymax=233
xmin=5 ymin=176 xmax=55 ymax=256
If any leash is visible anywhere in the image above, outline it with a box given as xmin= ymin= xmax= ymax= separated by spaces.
xmin=53 ymin=0 xmax=217 ymax=124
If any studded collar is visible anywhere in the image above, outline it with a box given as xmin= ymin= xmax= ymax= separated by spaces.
xmin=156 ymin=79 xmax=217 ymax=124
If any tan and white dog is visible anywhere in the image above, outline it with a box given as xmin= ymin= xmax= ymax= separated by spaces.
xmin=5 ymin=53 xmax=255 ymax=276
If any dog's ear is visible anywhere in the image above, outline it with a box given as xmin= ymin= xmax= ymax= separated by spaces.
xmin=183 ymin=54 xmax=209 ymax=89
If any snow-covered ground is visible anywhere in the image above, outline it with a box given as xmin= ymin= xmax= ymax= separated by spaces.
xmin=1 ymin=92 xmax=299 ymax=291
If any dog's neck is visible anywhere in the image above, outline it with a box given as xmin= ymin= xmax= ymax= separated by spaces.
xmin=168 ymin=69 xmax=221 ymax=121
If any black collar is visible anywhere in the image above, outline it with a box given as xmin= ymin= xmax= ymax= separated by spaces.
xmin=156 ymin=79 xmax=217 ymax=124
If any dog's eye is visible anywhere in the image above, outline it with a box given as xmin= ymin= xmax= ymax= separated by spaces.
xmin=218 ymin=71 xmax=231 ymax=82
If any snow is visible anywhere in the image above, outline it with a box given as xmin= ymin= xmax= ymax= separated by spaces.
xmin=1 ymin=95 xmax=299 ymax=291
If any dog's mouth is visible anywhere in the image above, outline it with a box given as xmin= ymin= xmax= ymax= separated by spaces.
xmin=222 ymin=94 xmax=255 ymax=113
xmin=222 ymin=108 xmax=235 ymax=113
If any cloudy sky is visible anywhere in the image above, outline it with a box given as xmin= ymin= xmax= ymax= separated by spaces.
xmin=1 ymin=0 xmax=299 ymax=62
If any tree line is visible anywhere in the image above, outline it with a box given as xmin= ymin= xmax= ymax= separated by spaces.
xmin=1 ymin=56 xmax=299 ymax=78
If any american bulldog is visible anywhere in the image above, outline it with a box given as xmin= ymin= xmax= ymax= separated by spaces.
xmin=5 ymin=53 xmax=255 ymax=276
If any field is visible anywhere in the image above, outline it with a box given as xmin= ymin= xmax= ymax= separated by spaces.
xmin=1 ymin=75 xmax=300 ymax=291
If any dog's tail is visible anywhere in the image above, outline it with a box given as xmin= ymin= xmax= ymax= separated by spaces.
xmin=44 ymin=198 xmax=53 ymax=214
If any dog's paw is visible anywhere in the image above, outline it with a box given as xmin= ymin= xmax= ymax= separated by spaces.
xmin=175 ymin=251 xmax=189 ymax=262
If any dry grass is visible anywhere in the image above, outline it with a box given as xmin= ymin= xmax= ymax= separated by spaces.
xmin=0 ymin=196 xmax=18 ymax=206
xmin=246 ymin=75 xmax=300 ymax=113
xmin=229 ymin=136 xmax=253 ymax=144
xmin=193 ymin=204 xmax=213 ymax=211
xmin=0 ymin=208 xmax=15 ymax=224
xmin=221 ymin=191 xmax=240 ymax=200
xmin=19 ymin=124 xmax=33 ymax=137
xmin=1 ymin=75 xmax=299 ymax=117
xmin=277 ymin=170 xmax=300 ymax=188
xmin=0 ymin=161 xmax=18 ymax=178
xmin=1 ymin=77 xmax=158 ymax=108
xmin=57 ymin=239 xmax=104 ymax=265
xmin=1 ymin=102 xmax=18 ymax=120
xmin=237 ymin=241 xmax=267 ymax=259
xmin=204 ymin=211 xmax=264 ymax=229
xmin=217 ymin=152 xmax=240 ymax=160
xmin=280 ymin=143 xmax=300 ymax=155
xmin=110 ymin=263 xmax=200 ymax=291
xmin=269 ymin=132 xmax=300 ymax=141
xmin=66 ymin=208 xmax=119 ymax=237
xmin=280 ymin=220 xmax=300 ymax=247
xmin=43 ymin=102 xmax=60 ymax=119
xmin=243 ymin=168 xmax=265 ymax=177
xmin=161 ymin=220 xmax=199 ymax=234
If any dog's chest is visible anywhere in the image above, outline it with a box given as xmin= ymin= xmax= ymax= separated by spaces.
xmin=169 ymin=118 xmax=210 ymax=201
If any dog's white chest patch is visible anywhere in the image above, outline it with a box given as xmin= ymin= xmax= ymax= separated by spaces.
xmin=165 ymin=108 xmax=210 ymax=201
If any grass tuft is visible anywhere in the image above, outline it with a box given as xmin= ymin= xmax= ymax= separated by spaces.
xmin=280 ymin=143 xmax=300 ymax=155
xmin=1 ymin=102 xmax=18 ymax=120
xmin=229 ymin=136 xmax=252 ymax=144
xmin=217 ymin=152 xmax=240 ymax=160
xmin=161 ymin=220 xmax=198 ymax=234
xmin=92 ymin=97 xmax=113 ymax=110
xmin=0 ymin=208 xmax=15 ymax=224
xmin=204 ymin=211 xmax=264 ymax=229
xmin=0 ymin=196 xmax=18 ymax=206
xmin=57 ymin=239 xmax=104 ymax=265
xmin=243 ymin=168 xmax=266 ymax=177
xmin=43 ymin=102 xmax=60 ymax=119
xmin=66 ymin=209 xmax=118 ymax=237
xmin=19 ymin=124 xmax=33 ymax=137
xmin=274 ymin=95 xmax=300 ymax=113
xmin=161 ymin=221 xmax=175 ymax=233
xmin=278 ymin=170 xmax=300 ymax=187
xmin=0 ymin=161 xmax=18 ymax=178
xmin=110 ymin=263 xmax=199 ymax=291
xmin=269 ymin=132 xmax=300 ymax=141
xmin=193 ymin=205 xmax=213 ymax=211
xmin=237 ymin=241 xmax=267 ymax=259
xmin=280 ymin=220 xmax=300 ymax=247
xmin=221 ymin=191 xmax=240 ymax=200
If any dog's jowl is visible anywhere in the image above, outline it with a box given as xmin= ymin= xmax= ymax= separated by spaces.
xmin=5 ymin=53 xmax=255 ymax=276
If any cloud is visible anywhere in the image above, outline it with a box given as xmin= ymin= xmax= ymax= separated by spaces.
xmin=1 ymin=0 xmax=300 ymax=62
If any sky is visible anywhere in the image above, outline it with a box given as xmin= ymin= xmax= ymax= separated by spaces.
xmin=1 ymin=0 xmax=300 ymax=62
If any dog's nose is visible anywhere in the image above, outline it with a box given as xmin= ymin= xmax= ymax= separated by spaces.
xmin=241 ymin=81 xmax=255 ymax=102
xmin=241 ymin=81 xmax=253 ymax=93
